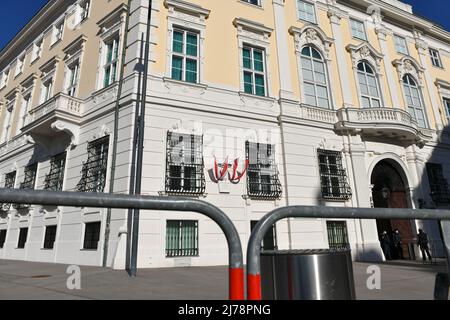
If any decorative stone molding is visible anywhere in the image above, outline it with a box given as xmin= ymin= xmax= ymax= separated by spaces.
xmin=289 ymin=25 xmax=333 ymax=60
xmin=392 ymin=56 xmax=425 ymax=87
xmin=233 ymin=18 xmax=273 ymax=42
xmin=346 ymin=43 xmax=384 ymax=74
xmin=164 ymin=0 xmax=210 ymax=19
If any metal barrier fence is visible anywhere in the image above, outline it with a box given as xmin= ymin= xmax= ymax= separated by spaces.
xmin=247 ymin=206 xmax=450 ymax=300
xmin=0 ymin=189 xmax=245 ymax=300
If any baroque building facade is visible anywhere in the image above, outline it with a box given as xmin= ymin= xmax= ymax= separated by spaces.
xmin=1 ymin=0 xmax=450 ymax=268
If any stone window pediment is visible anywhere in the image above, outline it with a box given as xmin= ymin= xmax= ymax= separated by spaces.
xmin=289 ymin=25 xmax=333 ymax=59
xmin=346 ymin=43 xmax=384 ymax=74
xmin=63 ymin=35 xmax=87 ymax=61
xmin=233 ymin=18 xmax=273 ymax=45
xmin=165 ymin=0 xmax=210 ymax=23
xmin=393 ymin=56 xmax=425 ymax=87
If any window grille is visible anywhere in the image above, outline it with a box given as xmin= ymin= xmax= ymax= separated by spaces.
xmin=165 ymin=132 xmax=205 ymax=195
xmin=251 ymin=221 xmax=277 ymax=251
xmin=43 ymin=225 xmax=57 ymax=250
xmin=166 ymin=220 xmax=199 ymax=257
xmin=0 ymin=171 xmax=16 ymax=212
xmin=77 ymin=136 xmax=109 ymax=193
xmin=14 ymin=164 xmax=37 ymax=209
xmin=44 ymin=153 xmax=66 ymax=191
xmin=327 ymin=221 xmax=350 ymax=250
xmin=426 ymin=163 xmax=450 ymax=205
xmin=246 ymin=142 xmax=282 ymax=199
xmin=317 ymin=149 xmax=352 ymax=200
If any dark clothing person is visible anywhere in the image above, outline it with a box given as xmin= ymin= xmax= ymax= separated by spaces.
xmin=417 ymin=230 xmax=432 ymax=262
xmin=392 ymin=230 xmax=404 ymax=260
xmin=381 ymin=232 xmax=391 ymax=260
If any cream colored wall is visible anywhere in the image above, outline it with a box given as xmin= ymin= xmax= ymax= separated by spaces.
xmin=0 ymin=0 xmax=127 ymax=141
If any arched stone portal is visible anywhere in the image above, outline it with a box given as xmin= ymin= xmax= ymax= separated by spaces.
xmin=371 ymin=159 xmax=415 ymax=259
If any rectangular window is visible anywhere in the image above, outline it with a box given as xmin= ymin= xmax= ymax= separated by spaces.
xmin=166 ymin=220 xmax=199 ymax=257
xmin=165 ymin=132 xmax=205 ymax=195
xmin=44 ymin=152 xmax=67 ymax=191
xmin=251 ymin=221 xmax=277 ymax=251
xmin=444 ymin=98 xmax=450 ymax=118
xmin=0 ymin=229 xmax=6 ymax=248
xmin=67 ymin=61 xmax=80 ymax=97
xmin=394 ymin=35 xmax=408 ymax=55
xmin=246 ymin=142 xmax=282 ymax=199
xmin=79 ymin=0 xmax=90 ymax=23
xmin=83 ymin=222 xmax=101 ymax=250
xmin=15 ymin=55 xmax=25 ymax=77
xmin=171 ymin=29 xmax=199 ymax=83
xmin=318 ymin=149 xmax=352 ymax=200
xmin=17 ymin=228 xmax=28 ymax=249
xmin=77 ymin=136 xmax=109 ymax=193
xmin=241 ymin=0 xmax=261 ymax=6
xmin=426 ymin=163 xmax=450 ymax=204
xmin=350 ymin=19 xmax=367 ymax=41
xmin=103 ymin=37 xmax=119 ymax=88
xmin=243 ymin=46 xmax=267 ymax=96
xmin=1 ymin=171 xmax=16 ymax=212
xmin=31 ymin=38 xmax=43 ymax=62
xmin=0 ymin=69 xmax=9 ymax=88
xmin=13 ymin=164 xmax=37 ymax=210
xmin=19 ymin=94 xmax=31 ymax=129
xmin=41 ymin=79 xmax=53 ymax=103
xmin=327 ymin=221 xmax=350 ymax=250
xmin=1 ymin=101 xmax=14 ymax=144
xmin=429 ymin=48 xmax=443 ymax=68
xmin=53 ymin=20 xmax=64 ymax=44
xmin=43 ymin=225 xmax=57 ymax=250
xmin=297 ymin=0 xmax=316 ymax=24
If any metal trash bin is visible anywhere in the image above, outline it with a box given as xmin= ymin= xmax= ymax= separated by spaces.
xmin=261 ymin=249 xmax=356 ymax=300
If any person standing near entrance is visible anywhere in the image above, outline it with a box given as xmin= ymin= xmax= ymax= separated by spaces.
xmin=417 ymin=229 xmax=432 ymax=262
xmin=392 ymin=229 xmax=404 ymax=259
xmin=381 ymin=231 xmax=392 ymax=260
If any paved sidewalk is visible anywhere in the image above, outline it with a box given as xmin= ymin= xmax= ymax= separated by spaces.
xmin=0 ymin=259 xmax=447 ymax=300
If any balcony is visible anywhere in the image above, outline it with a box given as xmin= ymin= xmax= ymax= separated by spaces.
xmin=334 ymin=108 xmax=434 ymax=147
xmin=22 ymin=93 xmax=83 ymax=148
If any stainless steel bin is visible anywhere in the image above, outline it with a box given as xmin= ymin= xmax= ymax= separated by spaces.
xmin=261 ymin=249 xmax=356 ymax=300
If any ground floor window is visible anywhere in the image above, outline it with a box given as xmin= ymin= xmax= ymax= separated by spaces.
xmin=326 ymin=221 xmax=349 ymax=250
xmin=17 ymin=228 xmax=28 ymax=249
xmin=83 ymin=222 xmax=101 ymax=250
xmin=43 ymin=225 xmax=57 ymax=250
xmin=166 ymin=220 xmax=199 ymax=257
xmin=317 ymin=149 xmax=352 ymax=200
xmin=0 ymin=229 xmax=6 ymax=248
xmin=251 ymin=221 xmax=277 ymax=251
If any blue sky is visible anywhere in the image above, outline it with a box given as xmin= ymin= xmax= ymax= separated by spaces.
xmin=0 ymin=0 xmax=449 ymax=51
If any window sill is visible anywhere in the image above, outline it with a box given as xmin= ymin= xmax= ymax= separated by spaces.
xmin=30 ymin=57 xmax=40 ymax=66
xmin=41 ymin=248 xmax=54 ymax=251
xmin=238 ymin=91 xmax=276 ymax=103
xmin=431 ymin=64 xmax=445 ymax=70
xmin=50 ymin=39 xmax=62 ymax=49
xmin=238 ymin=1 xmax=264 ymax=10
xmin=80 ymin=248 xmax=99 ymax=252
xmin=158 ymin=191 xmax=207 ymax=198
xmin=163 ymin=77 xmax=208 ymax=90
xmin=14 ymin=72 xmax=23 ymax=80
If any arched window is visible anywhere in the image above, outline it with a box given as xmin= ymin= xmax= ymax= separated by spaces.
xmin=402 ymin=74 xmax=427 ymax=128
xmin=301 ymin=46 xmax=330 ymax=109
xmin=357 ymin=62 xmax=381 ymax=108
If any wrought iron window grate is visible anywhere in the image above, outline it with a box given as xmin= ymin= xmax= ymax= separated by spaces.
xmin=14 ymin=164 xmax=37 ymax=210
xmin=44 ymin=153 xmax=66 ymax=191
xmin=318 ymin=149 xmax=352 ymax=200
xmin=166 ymin=220 xmax=199 ymax=257
xmin=77 ymin=136 xmax=109 ymax=193
xmin=165 ymin=132 xmax=205 ymax=195
xmin=327 ymin=221 xmax=350 ymax=250
xmin=426 ymin=163 xmax=450 ymax=205
xmin=1 ymin=171 xmax=16 ymax=212
xmin=246 ymin=142 xmax=282 ymax=200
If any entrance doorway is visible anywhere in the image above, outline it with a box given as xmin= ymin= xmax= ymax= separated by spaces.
xmin=371 ymin=160 xmax=414 ymax=259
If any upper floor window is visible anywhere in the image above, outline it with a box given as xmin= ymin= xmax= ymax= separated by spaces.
xmin=1 ymin=99 xmax=15 ymax=144
xmin=426 ymin=163 xmax=450 ymax=205
xmin=444 ymin=98 xmax=450 ymax=118
xmin=77 ymin=136 xmax=109 ymax=193
xmin=0 ymin=171 xmax=16 ymax=212
xmin=15 ymin=54 xmax=25 ymax=77
xmin=0 ymin=69 xmax=9 ymax=89
xmin=317 ymin=149 xmax=352 ymax=201
xmin=402 ymin=74 xmax=427 ymax=128
xmin=350 ymin=19 xmax=367 ymax=41
xmin=165 ymin=132 xmax=205 ymax=195
xmin=66 ymin=60 xmax=80 ymax=97
xmin=243 ymin=45 xmax=267 ymax=96
xmin=357 ymin=62 xmax=381 ymax=108
xmin=40 ymin=78 xmax=53 ymax=104
xmin=31 ymin=38 xmax=43 ymax=62
xmin=429 ymin=48 xmax=443 ymax=68
xmin=394 ymin=35 xmax=408 ymax=55
xmin=171 ymin=29 xmax=199 ymax=83
xmin=103 ymin=37 xmax=119 ymax=88
xmin=297 ymin=0 xmax=316 ymax=24
xmin=79 ymin=0 xmax=90 ymax=23
xmin=19 ymin=94 xmax=32 ymax=130
xmin=241 ymin=0 xmax=261 ymax=6
xmin=246 ymin=142 xmax=282 ymax=199
xmin=301 ymin=46 xmax=330 ymax=108
xmin=52 ymin=19 xmax=65 ymax=45
xmin=13 ymin=163 xmax=38 ymax=210
xmin=44 ymin=152 xmax=67 ymax=191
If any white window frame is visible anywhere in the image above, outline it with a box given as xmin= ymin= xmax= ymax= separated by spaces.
xmin=101 ymin=36 xmax=120 ymax=88
xmin=242 ymin=45 xmax=268 ymax=97
xmin=78 ymin=0 xmax=91 ymax=24
xmin=15 ymin=54 xmax=25 ymax=78
xmin=444 ymin=98 xmax=450 ymax=119
xmin=0 ymin=68 xmax=10 ymax=89
xmin=65 ymin=60 xmax=80 ymax=97
xmin=429 ymin=48 xmax=443 ymax=68
xmin=170 ymin=28 xmax=200 ymax=84
xmin=40 ymin=75 xmax=54 ymax=104
xmin=350 ymin=18 xmax=367 ymax=41
xmin=394 ymin=35 xmax=409 ymax=55
xmin=402 ymin=74 xmax=428 ymax=128
xmin=296 ymin=0 xmax=317 ymax=24
xmin=19 ymin=93 xmax=32 ymax=130
xmin=31 ymin=37 xmax=44 ymax=63
xmin=357 ymin=61 xmax=382 ymax=108
xmin=1 ymin=98 xmax=15 ymax=144
xmin=51 ymin=17 xmax=65 ymax=46
xmin=240 ymin=0 xmax=262 ymax=7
